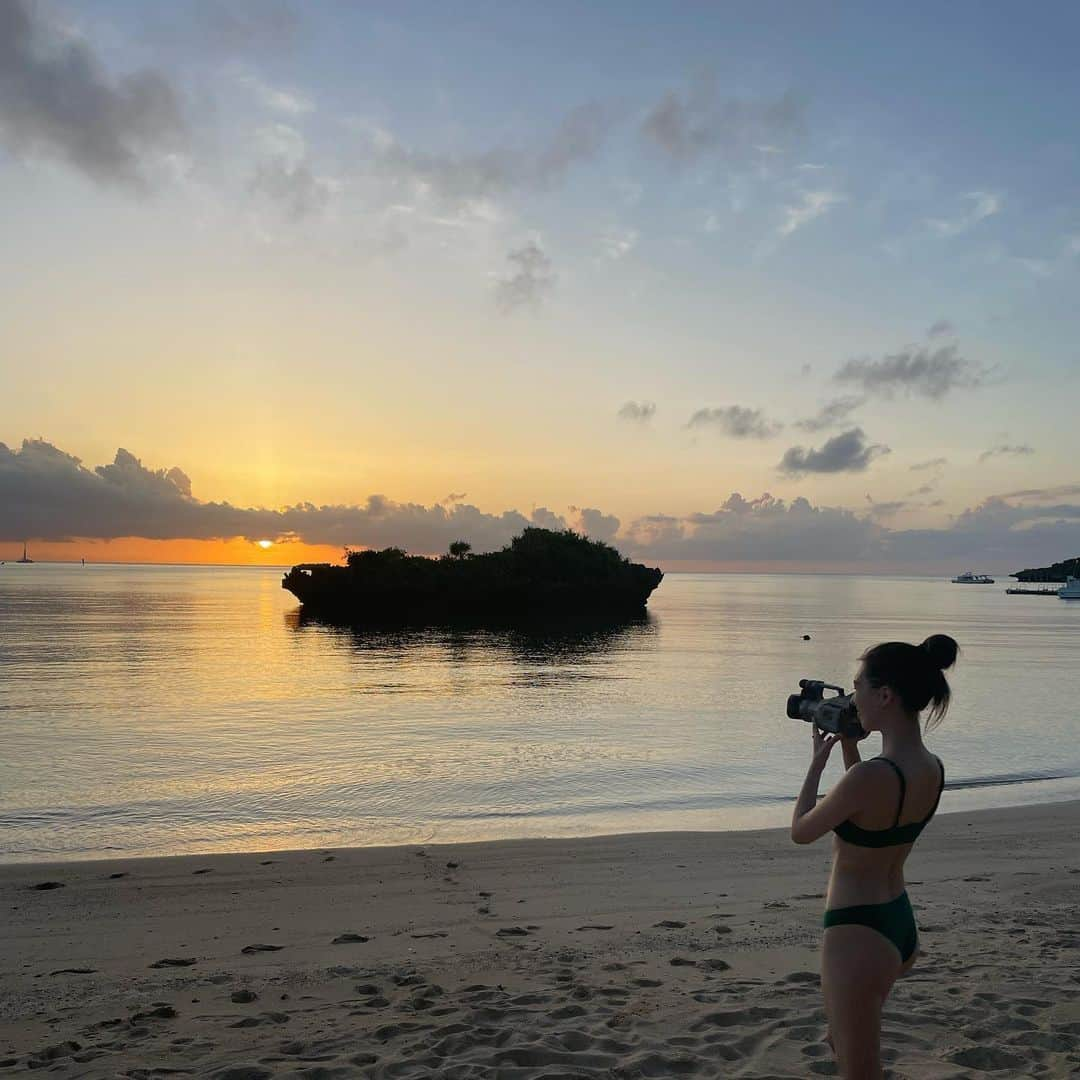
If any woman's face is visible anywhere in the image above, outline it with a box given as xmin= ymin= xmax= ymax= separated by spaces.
xmin=852 ymin=664 xmax=879 ymax=731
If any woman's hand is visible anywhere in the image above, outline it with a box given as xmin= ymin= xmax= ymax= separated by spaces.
xmin=810 ymin=724 xmax=840 ymax=771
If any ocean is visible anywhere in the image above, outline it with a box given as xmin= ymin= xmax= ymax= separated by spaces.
xmin=1 ymin=563 xmax=1078 ymax=863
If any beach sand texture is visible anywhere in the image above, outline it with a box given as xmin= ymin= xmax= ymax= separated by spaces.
xmin=1 ymin=801 xmax=1078 ymax=1078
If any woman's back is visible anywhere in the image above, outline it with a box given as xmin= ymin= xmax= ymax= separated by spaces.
xmin=829 ymin=747 xmax=945 ymax=906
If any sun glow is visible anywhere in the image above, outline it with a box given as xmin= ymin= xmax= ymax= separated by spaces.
xmin=257 ymin=539 xmax=274 ymax=549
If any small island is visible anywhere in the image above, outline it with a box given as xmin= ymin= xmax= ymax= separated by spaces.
xmin=1010 ymin=555 xmax=1080 ymax=583
xmin=282 ymin=527 xmax=664 ymax=622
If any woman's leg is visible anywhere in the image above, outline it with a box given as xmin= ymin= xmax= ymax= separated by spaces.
xmin=821 ymin=925 xmax=901 ymax=1079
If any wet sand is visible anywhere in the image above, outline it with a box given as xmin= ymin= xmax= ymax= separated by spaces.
xmin=1 ymin=800 xmax=1078 ymax=1077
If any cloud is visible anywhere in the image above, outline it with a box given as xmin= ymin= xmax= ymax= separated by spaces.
xmin=0 ymin=0 xmax=188 ymax=189
xmin=495 ymin=243 xmax=555 ymax=312
xmin=779 ymin=190 xmax=844 ymax=236
xmin=568 ymin=506 xmax=620 ymax=544
xmin=834 ymin=343 xmax=986 ymax=400
xmin=794 ymin=396 xmax=865 ymax=432
xmin=865 ymin=496 xmax=908 ymax=519
xmin=234 ymin=69 xmax=313 ymax=115
xmin=928 ymin=191 xmax=1001 ymax=236
xmin=442 ymin=492 xmax=467 ymax=504
xmin=0 ymin=439 xmax=555 ymax=553
xmin=996 ymin=483 xmax=1080 ymax=502
xmin=249 ymin=155 xmax=332 ymax=220
xmin=624 ymin=492 xmax=882 ymax=563
xmin=599 ymin=226 xmax=639 ymax=261
xmin=361 ymin=102 xmax=614 ymax=212
xmin=5 ymin=438 xmax=1080 ymax=571
xmin=926 ymin=319 xmax=954 ymax=338
xmin=978 ymin=443 xmax=1034 ymax=463
xmin=910 ymin=457 xmax=948 ymax=471
xmin=778 ymin=428 xmax=890 ymax=475
xmin=641 ymin=75 xmax=804 ymax=166
xmin=686 ymin=406 xmax=782 ymax=439
xmin=618 ymin=401 xmax=656 ymax=424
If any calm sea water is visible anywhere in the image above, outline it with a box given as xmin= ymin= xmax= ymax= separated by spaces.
xmin=2 ymin=564 xmax=1078 ymax=863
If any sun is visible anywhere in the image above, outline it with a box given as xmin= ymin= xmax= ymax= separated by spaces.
xmin=257 ymin=539 xmax=274 ymax=549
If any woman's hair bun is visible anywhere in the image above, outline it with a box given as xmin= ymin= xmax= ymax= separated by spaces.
xmin=921 ymin=634 xmax=958 ymax=670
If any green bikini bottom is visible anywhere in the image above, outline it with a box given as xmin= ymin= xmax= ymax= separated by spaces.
xmin=823 ymin=890 xmax=917 ymax=962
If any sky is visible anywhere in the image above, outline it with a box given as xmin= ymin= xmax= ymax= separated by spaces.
xmin=2 ymin=0 xmax=1079 ymax=573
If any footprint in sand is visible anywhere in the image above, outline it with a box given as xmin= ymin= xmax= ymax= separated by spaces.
xmin=698 ymin=958 xmax=731 ymax=971
xmin=576 ymin=925 xmax=615 ymax=931
xmin=496 ymin=927 xmax=530 ymax=937
xmin=409 ymin=931 xmax=448 ymax=939
xmin=30 ymin=882 xmax=65 ymax=891
xmin=231 ymin=990 xmax=258 ymax=1003
xmin=669 ymin=956 xmax=697 ymax=966
xmin=241 ymin=944 xmax=284 ymax=954
xmin=332 ymin=933 xmax=370 ymax=944
xmin=653 ymin=920 xmax=687 ymax=929
xmin=259 ymin=861 xmax=275 ymax=866
xmin=130 ymin=1006 xmax=177 ymax=1021
xmin=108 ymin=872 xmax=128 ymax=879
xmin=149 ymin=958 xmax=198 ymax=968
xmin=49 ymin=968 xmax=96 ymax=976
xmin=192 ymin=868 xmax=213 ymax=875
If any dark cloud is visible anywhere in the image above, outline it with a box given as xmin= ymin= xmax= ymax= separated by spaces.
xmin=907 ymin=483 xmax=937 ymax=497
xmin=631 ymin=493 xmax=881 ymax=563
xmin=641 ymin=73 xmax=804 ymax=166
xmin=978 ymin=443 xmax=1034 ymax=464
xmin=0 ymin=440 xmax=549 ymax=552
xmin=926 ymin=319 xmax=955 ymax=338
xmin=0 ymin=0 xmax=188 ymax=189
xmin=6 ymin=438 xmax=1080 ymax=571
xmin=910 ymin=457 xmax=948 ymax=471
xmin=865 ymin=496 xmax=908 ymax=519
xmin=834 ymin=344 xmax=986 ymax=400
xmin=618 ymin=401 xmax=656 ymax=424
xmin=794 ymin=395 xmax=865 ymax=432
xmin=569 ymin=506 xmax=620 ymax=544
xmin=249 ymin=156 xmax=331 ymax=219
xmin=997 ymin=483 xmax=1080 ymax=501
xmin=778 ymin=428 xmax=890 ymax=476
xmin=686 ymin=406 xmax=782 ymax=439
xmin=495 ymin=243 xmax=555 ymax=312
xmin=442 ymin=492 xmax=467 ymax=504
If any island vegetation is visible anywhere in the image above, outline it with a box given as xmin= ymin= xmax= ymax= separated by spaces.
xmin=1010 ymin=556 xmax=1080 ymax=583
xmin=282 ymin=527 xmax=664 ymax=622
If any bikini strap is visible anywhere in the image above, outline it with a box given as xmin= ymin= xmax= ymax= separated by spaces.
xmin=873 ymin=756 xmax=906 ymax=827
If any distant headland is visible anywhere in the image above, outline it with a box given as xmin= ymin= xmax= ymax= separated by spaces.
xmin=282 ymin=527 xmax=664 ymax=623
xmin=1010 ymin=556 xmax=1080 ymax=583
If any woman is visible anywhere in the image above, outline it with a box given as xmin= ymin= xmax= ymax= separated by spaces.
xmin=791 ymin=634 xmax=958 ymax=1079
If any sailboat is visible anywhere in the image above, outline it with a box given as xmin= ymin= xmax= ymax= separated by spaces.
xmin=16 ymin=542 xmax=33 ymax=564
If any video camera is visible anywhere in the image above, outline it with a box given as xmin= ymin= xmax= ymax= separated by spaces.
xmin=786 ymin=679 xmax=864 ymax=739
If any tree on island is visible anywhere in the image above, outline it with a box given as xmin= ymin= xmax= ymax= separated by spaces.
xmin=447 ymin=541 xmax=472 ymax=560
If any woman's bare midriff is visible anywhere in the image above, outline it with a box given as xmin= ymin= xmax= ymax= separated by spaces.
xmin=827 ymin=841 xmax=911 ymax=908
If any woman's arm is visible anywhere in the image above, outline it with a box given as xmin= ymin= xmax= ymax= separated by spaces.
xmin=791 ymin=726 xmax=875 ymax=844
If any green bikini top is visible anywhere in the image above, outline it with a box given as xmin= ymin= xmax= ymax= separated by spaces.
xmin=833 ymin=755 xmax=946 ymax=848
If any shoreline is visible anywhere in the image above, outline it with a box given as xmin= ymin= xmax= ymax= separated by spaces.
xmin=2 ymin=800 xmax=1078 ymax=1076
xmin=4 ymin=788 xmax=1080 ymax=869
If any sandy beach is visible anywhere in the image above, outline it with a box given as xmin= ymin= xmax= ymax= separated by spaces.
xmin=1 ymin=801 xmax=1078 ymax=1078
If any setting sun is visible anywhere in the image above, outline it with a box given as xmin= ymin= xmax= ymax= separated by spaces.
xmin=257 ymin=540 xmax=274 ymax=549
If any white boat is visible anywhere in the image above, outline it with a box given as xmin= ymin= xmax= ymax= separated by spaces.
xmin=952 ymin=570 xmax=994 ymax=584
xmin=1058 ymin=576 xmax=1080 ymax=600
